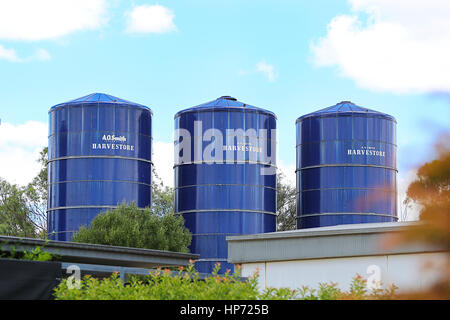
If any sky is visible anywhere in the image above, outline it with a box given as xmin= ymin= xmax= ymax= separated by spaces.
xmin=0 ymin=0 xmax=449 ymax=220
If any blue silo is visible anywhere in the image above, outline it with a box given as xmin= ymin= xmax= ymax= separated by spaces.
xmin=174 ymin=96 xmax=277 ymax=273
xmin=296 ymin=101 xmax=398 ymax=229
xmin=47 ymin=93 xmax=152 ymax=241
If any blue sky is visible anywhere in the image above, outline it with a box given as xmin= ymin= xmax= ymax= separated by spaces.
xmin=1 ymin=0 xmax=449 ymax=212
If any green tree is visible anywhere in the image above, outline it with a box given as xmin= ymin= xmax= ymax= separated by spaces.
xmin=151 ymin=166 xmax=174 ymax=217
xmin=72 ymin=203 xmax=191 ymax=252
xmin=0 ymin=178 xmax=37 ymax=237
xmin=387 ymin=134 xmax=450 ymax=299
xmin=276 ymin=172 xmax=297 ymax=231
xmin=72 ymin=163 xmax=191 ymax=252
xmin=24 ymin=147 xmax=48 ymax=237
xmin=0 ymin=147 xmax=49 ymax=238
xmin=403 ymin=135 xmax=450 ymax=248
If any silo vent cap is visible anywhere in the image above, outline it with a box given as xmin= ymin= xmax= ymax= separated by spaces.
xmin=219 ymin=96 xmax=237 ymax=101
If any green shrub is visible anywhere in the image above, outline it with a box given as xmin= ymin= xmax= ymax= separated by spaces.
xmin=53 ymin=262 xmax=398 ymax=300
xmin=55 ymin=263 xmax=260 ymax=300
xmin=0 ymin=242 xmax=57 ymax=262
xmin=72 ymin=203 xmax=192 ymax=253
xmin=21 ymin=246 xmax=55 ymax=261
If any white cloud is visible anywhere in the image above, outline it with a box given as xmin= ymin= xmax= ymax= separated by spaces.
xmin=152 ymin=141 xmax=174 ymax=187
xmin=0 ymin=44 xmax=21 ymax=62
xmin=0 ymin=0 xmax=108 ymax=41
xmin=126 ymin=5 xmax=176 ymax=34
xmin=237 ymin=69 xmax=249 ymax=76
xmin=0 ymin=121 xmax=47 ymax=186
xmin=256 ymin=60 xmax=278 ymax=82
xmin=397 ymin=168 xmax=421 ymax=221
xmin=311 ymin=0 xmax=450 ymax=93
xmin=0 ymin=45 xmax=51 ymax=62
xmin=277 ymin=160 xmax=296 ymax=186
xmin=34 ymin=49 xmax=51 ymax=61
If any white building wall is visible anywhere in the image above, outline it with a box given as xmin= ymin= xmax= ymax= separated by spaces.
xmin=240 ymin=252 xmax=445 ymax=292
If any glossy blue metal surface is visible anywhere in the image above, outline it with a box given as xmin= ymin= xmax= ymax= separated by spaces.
xmin=174 ymin=96 xmax=277 ymax=273
xmin=47 ymin=93 xmax=152 ymax=240
xmin=296 ymin=101 xmax=397 ymax=229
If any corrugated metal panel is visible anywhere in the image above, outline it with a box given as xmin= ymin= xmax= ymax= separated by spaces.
xmin=227 ymin=222 xmax=441 ymax=263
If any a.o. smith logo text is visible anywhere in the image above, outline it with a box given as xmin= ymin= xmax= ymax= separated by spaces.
xmin=102 ymin=134 xmax=127 ymax=143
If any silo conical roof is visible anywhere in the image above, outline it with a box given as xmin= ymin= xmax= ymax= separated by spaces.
xmin=296 ymin=101 xmax=395 ymax=122
xmin=50 ymin=93 xmax=151 ymax=112
xmin=175 ymin=96 xmax=276 ymax=118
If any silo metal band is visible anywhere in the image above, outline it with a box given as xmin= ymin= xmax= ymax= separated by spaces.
xmin=176 ymin=209 xmax=277 ymax=216
xmin=296 ymin=213 xmax=399 ymax=219
xmin=296 ymin=139 xmax=397 ymax=147
xmin=177 ymin=135 xmax=276 ymax=141
xmin=47 ymin=205 xmax=149 ymax=212
xmin=48 ymin=131 xmax=153 ymax=139
xmin=49 ymin=179 xmax=152 ymax=187
xmin=295 ymin=163 xmax=397 ymax=173
xmin=175 ymin=183 xmax=277 ymax=191
xmin=296 ymin=187 xmax=396 ymax=194
xmin=48 ymin=155 xmax=153 ymax=164
xmin=174 ymin=161 xmax=277 ymax=168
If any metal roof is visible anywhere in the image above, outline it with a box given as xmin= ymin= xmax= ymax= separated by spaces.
xmin=175 ymin=96 xmax=276 ymax=118
xmin=50 ymin=93 xmax=152 ymax=112
xmin=227 ymin=222 xmax=443 ymax=264
xmin=0 ymin=236 xmax=198 ymax=269
xmin=296 ymin=101 xmax=396 ymax=122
